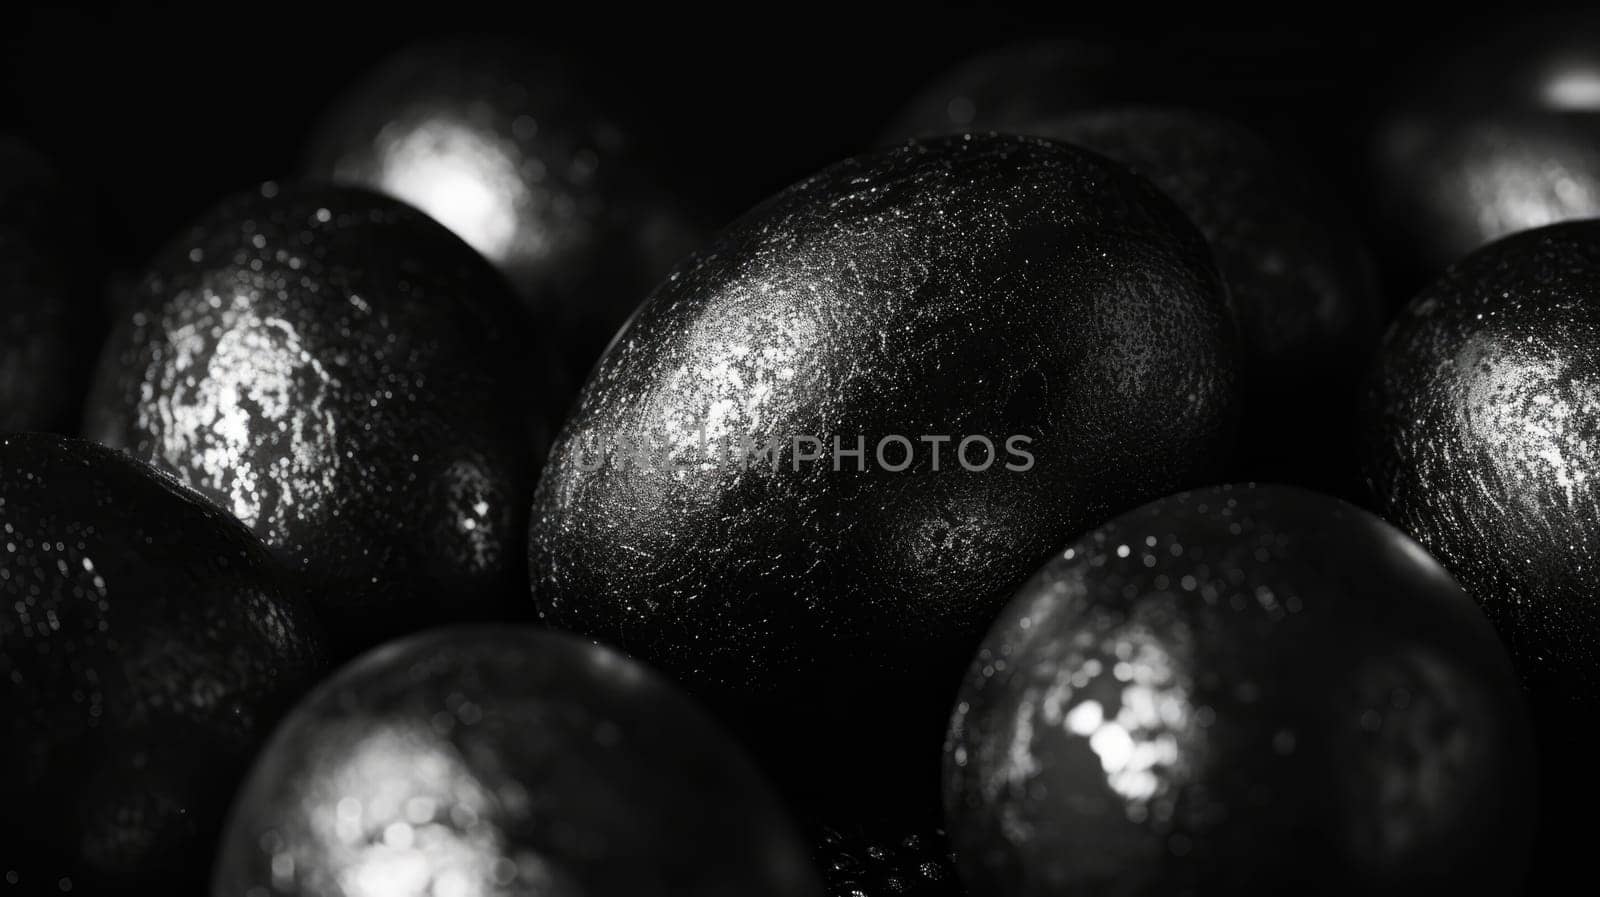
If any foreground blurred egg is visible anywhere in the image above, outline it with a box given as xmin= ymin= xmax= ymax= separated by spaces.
xmin=1030 ymin=108 xmax=1382 ymax=488
xmin=945 ymin=484 xmax=1533 ymax=897
xmin=530 ymin=134 xmax=1237 ymax=808
xmin=1362 ymin=220 xmax=1600 ymax=703
xmin=1370 ymin=15 xmax=1600 ymax=277
xmin=0 ymin=137 xmax=100 ymax=432
xmin=0 ymin=434 xmax=326 ymax=893
xmin=212 ymin=626 xmax=823 ymax=897
xmin=83 ymin=184 xmax=547 ymax=650
xmin=304 ymin=39 xmax=707 ymax=381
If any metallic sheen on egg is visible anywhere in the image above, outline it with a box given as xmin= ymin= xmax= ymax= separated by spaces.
xmin=212 ymin=626 xmax=824 ymax=897
xmin=1363 ymin=219 xmax=1600 ymax=703
xmin=529 ymin=134 xmax=1239 ymax=810
xmin=83 ymin=184 xmax=551 ymax=651
xmin=945 ymin=484 xmax=1533 ymax=896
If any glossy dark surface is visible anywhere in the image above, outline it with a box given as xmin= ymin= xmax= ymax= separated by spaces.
xmin=1370 ymin=16 xmax=1600 ymax=277
xmin=531 ymin=134 xmax=1237 ymax=809
xmin=1362 ymin=220 xmax=1600 ymax=702
xmin=0 ymin=138 xmax=99 ymax=432
xmin=83 ymin=184 xmax=545 ymax=650
xmin=813 ymin=823 xmax=963 ymax=897
xmin=0 ymin=434 xmax=326 ymax=894
xmin=304 ymin=39 xmax=707 ymax=382
xmin=213 ymin=626 xmax=823 ymax=897
xmin=945 ymin=484 xmax=1533 ymax=897
xmin=1030 ymin=107 xmax=1382 ymax=489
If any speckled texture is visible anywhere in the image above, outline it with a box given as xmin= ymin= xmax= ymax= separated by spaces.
xmin=1370 ymin=16 xmax=1600 ymax=276
xmin=530 ymin=133 xmax=1237 ymax=811
xmin=304 ymin=38 xmax=707 ymax=383
xmin=944 ymin=484 xmax=1533 ymax=897
xmin=0 ymin=138 xmax=100 ymax=433
xmin=213 ymin=626 xmax=824 ymax=897
xmin=813 ymin=823 xmax=963 ymax=897
xmin=83 ymin=183 xmax=546 ymax=650
xmin=1028 ymin=108 xmax=1381 ymax=487
xmin=0 ymin=433 xmax=327 ymax=894
xmin=1362 ymin=220 xmax=1600 ymax=703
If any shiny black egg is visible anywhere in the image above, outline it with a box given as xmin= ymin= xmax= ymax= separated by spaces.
xmin=0 ymin=138 xmax=100 ymax=432
xmin=212 ymin=626 xmax=823 ymax=897
xmin=1027 ymin=107 xmax=1382 ymax=490
xmin=813 ymin=822 xmax=963 ymax=897
xmin=0 ymin=433 xmax=327 ymax=894
xmin=83 ymin=183 xmax=547 ymax=651
xmin=945 ymin=484 xmax=1533 ymax=897
xmin=1369 ymin=15 xmax=1600 ymax=278
xmin=303 ymin=39 xmax=708 ymax=382
xmin=530 ymin=134 xmax=1238 ymax=810
xmin=1361 ymin=219 xmax=1600 ymax=703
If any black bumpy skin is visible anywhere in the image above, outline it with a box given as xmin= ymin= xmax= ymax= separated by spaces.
xmin=303 ymin=38 xmax=707 ymax=383
xmin=945 ymin=484 xmax=1533 ymax=897
xmin=530 ymin=134 xmax=1238 ymax=810
xmin=1362 ymin=220 xmax=1600 ymax=703
xmin=0 ymin=138 xmax=100 ymax=432
xmin=0 ymin=434 xmax=327 ymax=895
xmin=1030 ymin=107 xmax=1382 ymax=488
xmin=213 ymin=626 xmax=824 ymax=897
xmin=83 ymin=183 xmax=548 ymax=650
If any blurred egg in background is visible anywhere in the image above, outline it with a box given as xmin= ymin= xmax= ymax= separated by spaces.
xmin=302 ymin=39 xmax=711 ymax=383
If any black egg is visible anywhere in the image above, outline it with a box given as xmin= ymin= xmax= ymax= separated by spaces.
xmin=945 ymin=484 xmax=1533 ymax=897
xmin=0 ymin=138 xmax=100 ymax=432
xmin=303 ymin=39 xmax=707 ymax=382
xmin=881 ymin=37 xmax=1339 ymax=146
xmin=1369 ymin=15 xmax=1600 ymax=278
xmin=1362 ymin=220 xmax=1600 ymax=703
xmin=813 ymin=822 xmax=963 ymax=897
xmin=883 ymin=39 xmax=1140 ymax=140
xmin=0 ymin=433 xmax=326 ymax=894
xmin=213 ymin=626 xmax=823 ymax=897
xmin=1026 ymin=108 xmax=1382 ymax=489
xmin=530 ymin=134 xmax=1238 ymax=810
xmin=83 ymin=183 xmax=546 ymax=651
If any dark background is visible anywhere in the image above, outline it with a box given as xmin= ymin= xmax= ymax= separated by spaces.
xmin=0 ymin=7 xmax=1516 ymax=292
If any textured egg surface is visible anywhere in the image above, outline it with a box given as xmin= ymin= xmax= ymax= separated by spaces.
xmin=84 ymin=183 xmax=547 ymax=647
xmin=0 ymin=433 xmax=326 ymax=894
xmin=1363 ymin=219 xmax=1600 ymax=701
xmin=945 ymin=484 xmax=1533 ymax=897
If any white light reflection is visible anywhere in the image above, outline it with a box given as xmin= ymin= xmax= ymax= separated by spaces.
xmin=366 ymin=118 xmax=532 ymax=266
xmin=149 ymin=294 xmax=340 ymax=532
xmin=989 ymin=600 xmax=1199 ymax=844
xmin=1542 ymin=64 xmax=1600 ymax=110
xmin=1461 ymin=129 xmax=1600 ymax=244
xmin=280 ymin=721 xmax=546 ymax=897
xmin=1459 ymin=334 xmax=1600 ymax=511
